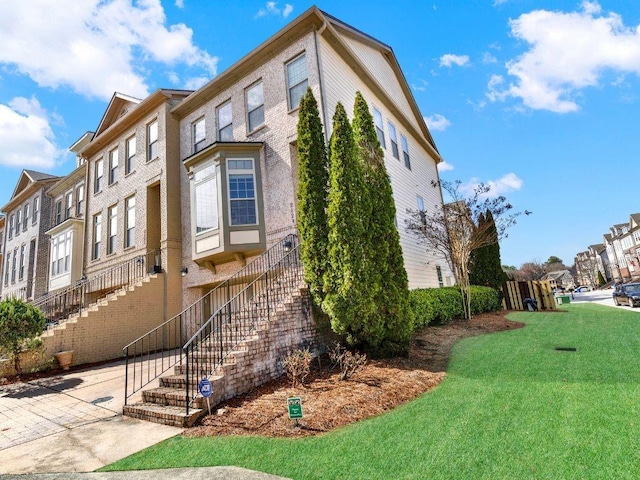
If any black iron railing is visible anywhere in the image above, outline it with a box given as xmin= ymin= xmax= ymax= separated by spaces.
xmin=34 ymin=250 xmax=161 ymax=328
xmin=183 ymin=237 xmax=302 ymax=415
xmin=123 ymin=234 xmax=300 ymax=406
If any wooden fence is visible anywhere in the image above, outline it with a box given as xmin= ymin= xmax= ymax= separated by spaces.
xmin=502 ymin=280 xmax=556 ymax=311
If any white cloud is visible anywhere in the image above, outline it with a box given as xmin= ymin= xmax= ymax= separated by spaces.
xmin=184 ymin=76 xmax=209 ymax=90
xmin=461 ymin=173 xmax=523 ymax=198
xmin=256 ymin=2 xmax=294 ymax=19
xmin=439 ymin=54 xmax=470 ymax=68
xmin=493 ymin=0 xmax=508 ymax=6
xmin=488 ymin=1 xmax=640 ymax=112
xmin=412 ymin=80 xmax=428 ymax=92
xmin=0 ymin=97 xmax=63 ymax=169
xmin=482 ymin=52 xmax=498 ymax=64
xmin=0 ymin=0 xmax=217 ymax=101
xmin=424 ymin=114 xmax=451 ymax=132
xmin=175 ymin=0 xmax=184 ymax=7
xmin=437 ymin=161 xmax=454 ymax=172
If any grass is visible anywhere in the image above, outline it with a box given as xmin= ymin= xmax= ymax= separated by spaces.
xmin=103 ymin=304 xmax=640 ymax=479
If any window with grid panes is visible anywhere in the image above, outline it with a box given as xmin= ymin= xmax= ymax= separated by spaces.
xmin=228 ymin=159 xmax=257 ymax=225
xmin=286 ymin=54 xmax=307 ymax=110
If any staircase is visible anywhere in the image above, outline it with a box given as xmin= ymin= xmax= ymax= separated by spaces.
xmin=122 ymin=235 xmax=314 ymax=427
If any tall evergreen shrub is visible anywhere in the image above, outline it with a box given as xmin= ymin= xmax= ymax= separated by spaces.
xmin=469 ymin=210 xmax=507 ymax=289
xmin=296 ymin=88 xmax=329 ymax=305
xmin=323 ymin=102 xmax=376 ymax=347
xmin=352 ymin=92 xmax=413 ymax=356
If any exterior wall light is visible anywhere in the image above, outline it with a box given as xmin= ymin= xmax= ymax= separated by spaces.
xmin=181 ymin=267 xmax=188 ymax=277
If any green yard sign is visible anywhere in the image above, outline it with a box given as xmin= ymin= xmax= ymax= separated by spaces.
xmin=287 ymin=397 xmax=303 ymax=419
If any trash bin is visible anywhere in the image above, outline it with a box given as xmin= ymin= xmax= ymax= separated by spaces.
xmin=555 ymin=295 xmax=570 ymax=305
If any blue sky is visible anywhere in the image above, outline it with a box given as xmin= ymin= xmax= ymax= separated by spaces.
xmin=1 ymin=0 xmax=639 ymax=268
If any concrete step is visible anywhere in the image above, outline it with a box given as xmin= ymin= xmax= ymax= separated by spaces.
xmin=123 ymin=403 xmax=204 ymax=428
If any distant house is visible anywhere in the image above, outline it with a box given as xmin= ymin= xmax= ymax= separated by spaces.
xmin=541 ymin=270 xmax=575 ymax=290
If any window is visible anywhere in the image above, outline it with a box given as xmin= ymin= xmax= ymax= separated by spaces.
xmin=108 ymin=205 xmax=118 ymax=255
xmin=18 ymin=245 xmax=25 ymax=280
xmin=217 ymin=102 xmax=233 ymax=141
xmin=388 ymin=122 xmax=399 ymax=159
xmin=401 ymin=134 xmax=411 ymax=170
xmin=65 ymin=191 xmax=73 ymax=219
xmin=125 ymin=135 xmax=136 ymax=174
xmin=15 ymin=210 xmax=20 ymax=236
xmin=147 ymin=120 xmax=158 ymax=161
xmin=51 ymin=231 xmax=72 ymax=277
xmin=95 ymin=159 xmax=103 ymax=193
xmin=125 ymin=196 xmax=136 ymax=248
xmin=286 ymin=54 xmax=308 ymax=110
xmin=436 ymin=266 xmax=444 ymax=288
xmin=194 ymin=165 xmax=218 ymax=234
xmin=228 ymin=159 xmax=257 ymax=225
xmin=0 ymin=232 xmax=3 ymax=254
xmin=417 ymin=195 xmax=426 ymax=225
xmin=4 ymin=251 xmax=9 ymax=285
xmin=246 ymin=81 xmax=265 ymax=132
xmin=11 ymin=248 xmax=17 ymax=283
xmin=373 ymin=108 xmax=386 ymax=149
xmin=22 ymin=204 xmax=29 ymax=231
xmin=8 ymin=215 xmax=13 ymax=239
xmin=109 ymin=147 xmax=118 ymax=184
xmin=76 ymin=184 xmax=84 ymax=216
xmin=193 ymin=118 xmax=206 ymax=153
xmin=92 ymin=213 xmax=102 ymax=260
xmin=54 ymin=199 xmax=63 ymax=225
xmin=32 ymin=197 xmax=39 ymax=224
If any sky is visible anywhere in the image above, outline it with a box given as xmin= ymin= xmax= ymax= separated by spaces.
xmin=1 ymin=0 xmax=639 ymax=268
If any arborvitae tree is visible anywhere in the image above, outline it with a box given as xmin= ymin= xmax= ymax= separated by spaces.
xmin=469 ymin=210 xmax=507 ymax=289
xmin=296 ymin=88 xmax=329 ymax=306
xmin=352 ymin=92 xmax=413 ymax=356
xmin=323 ymin=102 xmax=375 ymax=348
xmin=597 ymin=270 xmax=606 ymax=287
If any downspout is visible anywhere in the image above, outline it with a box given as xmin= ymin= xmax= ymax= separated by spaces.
xmin=313 ymin=21 xmax=330 ymax=145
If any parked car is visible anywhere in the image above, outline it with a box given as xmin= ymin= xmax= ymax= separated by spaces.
xmin=574 ymin=286 xmax=592 ymax=292
xmin=613 ymin=283 xmax=640 ymax=307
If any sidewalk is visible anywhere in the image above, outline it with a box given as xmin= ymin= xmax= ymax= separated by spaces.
xmin=0 ymin=359 xmax=180 ymax=474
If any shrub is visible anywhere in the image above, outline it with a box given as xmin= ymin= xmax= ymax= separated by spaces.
xmin=0 ymin=298 xmax=45 ymax=376
xmin=328 ymin=343 xmax=367 ymax=381
xmin=282 ymin=349 xmax=313 ymax=387
xmin=409 ymin=286 xmax=502 ymax=327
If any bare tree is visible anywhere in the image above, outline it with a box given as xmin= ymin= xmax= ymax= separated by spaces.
xmin=575 ymin=254 xmax=600 ymax=287
xmin=513 ymin=261 xmax=547 ymax=281
xmin=406 ymin=180 xmax=528 ymax=320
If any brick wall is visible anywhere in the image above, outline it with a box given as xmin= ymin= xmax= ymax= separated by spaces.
xmin=40 ymin=274 xmax=165 ymax=366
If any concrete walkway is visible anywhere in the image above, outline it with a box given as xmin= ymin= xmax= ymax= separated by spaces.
xmin=0 ymin=359 xmax=287 ymax=479
xmin=0 ymin=359 xmax=181 ymax=474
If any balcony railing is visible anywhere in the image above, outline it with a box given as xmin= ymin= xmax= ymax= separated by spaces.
xmin=33 ymin=250 xmax=161 ymax=328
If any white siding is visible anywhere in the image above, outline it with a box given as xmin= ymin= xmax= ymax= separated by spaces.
xmin=337 ymin=32 xmax=421 ymax=134
xmin=318 ymin=35 xmax=453 ymax=289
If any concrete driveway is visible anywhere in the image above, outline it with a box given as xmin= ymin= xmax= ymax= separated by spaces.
xmin=0 ymin=359 xmax=181 ymax=474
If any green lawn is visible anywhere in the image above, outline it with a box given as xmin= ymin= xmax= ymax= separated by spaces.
xmin=103 ymin=304 xmax=640 ymax=479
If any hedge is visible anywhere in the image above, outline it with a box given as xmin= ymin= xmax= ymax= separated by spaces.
xmin=409 ymin=286 xmax=503 ymax=328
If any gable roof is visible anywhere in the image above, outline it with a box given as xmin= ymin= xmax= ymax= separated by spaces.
xmin=2 ymin=169 xmax=60 ymax=213
xmin=94 ymin=92 xmax=142 ymax=139
xmin=171 ymin=6 xmax=440 ymax=160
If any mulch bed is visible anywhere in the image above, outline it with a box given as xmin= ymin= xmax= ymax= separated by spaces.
xmin=185 ymin=310 xmax=524 ymax=438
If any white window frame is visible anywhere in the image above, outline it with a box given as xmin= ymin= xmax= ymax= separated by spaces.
xmin=65 ymin=190 xmax=73 ymax=220
xmin=125 ymin=195 xmax=136 ymax=248
xmin=22 ymin=203 xmax=29 ymax=231
xmin=147 ymin=120 xmax=158 ymax=161
xmin=109 ymin=147 xmax=119 ymax=184
xmin=76 ymin=184 xmax=84 ymax=216
xmin=388 ymin=122 xmax=399 ymax=159
xmin=32 ymin=197 xmax=39 ymax=224
xmin=217 ymin=101 xmax=233 ymax=142
xmin=15 ymin=210 xmax=21 ymax=237
xmin=401 ymin=134 xmax=411 ymax=170
xmin=95 ymin=159 xmax=104 ymax=193
xmin=92 ymin=213 xmax=102 ymax=260
xmin=373 ymin=107 xmax=386 ymax=149
xmin=107 ymin=205 xmax=118 ymax=255
xmin=286 ymin=54 xmax=308 ymax=110
xmin=54 ymin=197 xmax=63 ymax=225
xmin=126 ymin=135 xmax=136 ymax=174
xmin=18 ymin=244 xmax=25 ymax=280
xmin=193 ymin=117 xmax=206 ymax=153
xmin=8 ymin=215 xmax=13 ymax=239
xmin=245 ymin=81 xmax=265 ymax=133
xmin=194 ymin=164 xmax=219 ymax=235
xmin=227 ymin=159 xmax=258 ymax=226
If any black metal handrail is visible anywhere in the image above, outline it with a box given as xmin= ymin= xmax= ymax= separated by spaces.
xmin=34 ymin=250 xmax=161 ymax=328
xmin=183 ymin=238 xmax=302 ymax=415
xmin=122 ymin=234 xmax=299 ymax=405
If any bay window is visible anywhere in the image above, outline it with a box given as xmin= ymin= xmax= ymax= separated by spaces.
xmin=228 ymin=160 xmax=257 ymax=225
xmin=194 ymin=165 xmax=218 ymax=234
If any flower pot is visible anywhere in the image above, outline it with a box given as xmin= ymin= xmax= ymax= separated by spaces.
xmin=54 ymin=350 xmax=74 ymax=371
